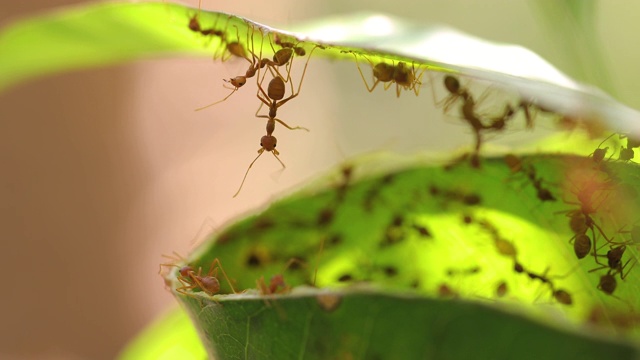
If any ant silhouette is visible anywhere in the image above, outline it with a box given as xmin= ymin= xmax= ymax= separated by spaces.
xmin=503 ymin=155 xmax=556 ymax=202
xmin=436 ymin=75 xmax=516 ymax=168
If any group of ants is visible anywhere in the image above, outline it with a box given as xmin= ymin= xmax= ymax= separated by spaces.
xmin=159 ymin=5 xmax=640 ymax=314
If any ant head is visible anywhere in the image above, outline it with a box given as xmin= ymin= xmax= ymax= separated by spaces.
xmin=178 ymin=266 xmax=194 ymax=278
xmin=261 ymin=135 xmax=277 ymax=152
xmin=444 ymin=75 xmax=460 ymax=94
xmin=224 ymin=76 xmax=246 ymax=89
xmin=294 ymin=47 xmax=306 ymax=56
xmin=188 ymin=15 xmax=201 ymax=32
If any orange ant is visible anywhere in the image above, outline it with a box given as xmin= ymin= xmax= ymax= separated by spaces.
xmin=175 ymin=258 xmax=238 ymax=298
xmin=351 ymin=53 xmax=424 ymax=97
xmin=256 ymin=258 xmax=307 ymax=295
xmin=274 ymin=33 xmax=306 ymax=56
xmin=256 ymin=274 xmax=289 ymax=295
xmin=232 ymin=46 xmax=318 ymax=197
xmin=196 ymin=25 xmax=266 ymax=111
xmin=186 ymin=1 xmax=249 ymax=62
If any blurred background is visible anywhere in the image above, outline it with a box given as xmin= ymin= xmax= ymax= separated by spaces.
xmin=1 ymin=0 xmax=639 ymax=359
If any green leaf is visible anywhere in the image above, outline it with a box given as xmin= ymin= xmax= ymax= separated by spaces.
xmin=178 ymin=289 xmax=638 ymax=360
xmin=163 ymin=152 xmax=640 ymax=358
xmin=1 ymin=2 xmax=639 ymax=138
xmin=0 ymin=2 xmax=212 ymax=90
xmin=9 ymin=2 xmax=640 ymax=358
xmin=118 ymin=307 xmax=206 ymax=360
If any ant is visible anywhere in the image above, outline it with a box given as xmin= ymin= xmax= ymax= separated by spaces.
xmin=232 ymin=45 xmax=318 ymax=197
xmin=256 ymin=257 xmax=308 ymax=295
xmin=561 ymin=172 xmax=615 ymax=257
xmin=256 ymin=274 xmax=289 ymax=295
xmin=504 ymin=155 xmax=556 ymax=202
xmin=590 ymin=244 xmax=635 ymax=276
xmin=186 ymin=1 xmax=245 ymax=61
xmin=351 ymin=53 xmax=424 ymax=97
xmin=428 ymin=184 xmax=482 ymax=206
xmin=476 ymin=218 xmax=517 ymax=258
xmin=170 ymin=258 xmax=238 ymax=303
xmin=552 ymin=289 xmax=573 ymax=305
xmin=618 ymin=134 xmax=640 ymax=162
xmin=274 ymin=33 xmax=306 ymax=56
xmin=496 ymin=281 xmax=508 ymax=298
xmin=514 ymin=261 xmax=574 ymax=306
xmin=196 ymin=25 xmax=267 ymax=111
xmin=436 ymin=75 xmax=500 ymax=167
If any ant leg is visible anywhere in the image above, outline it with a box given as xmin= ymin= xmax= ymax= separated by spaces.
xmin=351 ymin=53 xmax=378 ymax=93
xmin=273 ymin=117 xmax=310 ymax=132
xmin=270 ymin=45 xmax=319 ymax=111
xmin=292 ymin=45 xmax=319 ymax=97
xmin=233 ymin=150 xmax=266 ymax=198
xmin=208 ymin=258 xmax=238 ymax=293
xmin=620 ymin=258 xmax=637 ymax=280
xmin=413 ymin=65 xmax=427 ymax=96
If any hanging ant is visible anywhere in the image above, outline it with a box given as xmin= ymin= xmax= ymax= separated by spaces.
xmin=437 ymin=75 xmax=512 ymax=168
xmin=232 ymin=46 xmax=319 ymax=197
xmin=195 ymin=26 xmax=266 ymax=111
xmin=350 ymin=53 xmax=424 ymax=97
xmin=274 ymin=33 xmax=306 ymax=56
xmin=186 ymin=1 xmax=246 ymax=61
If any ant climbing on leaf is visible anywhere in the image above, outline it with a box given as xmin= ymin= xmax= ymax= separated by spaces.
xmin=175 ymin=258 xmax=238 ymax=298
xmin=256 ymin=258 xmax=308 ymax=295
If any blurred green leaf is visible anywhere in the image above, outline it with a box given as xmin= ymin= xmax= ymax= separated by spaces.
xmin=1 ymin=2 xmax=638 ymax=136
xmin=118 ymin=307 xmax=205 ymax=360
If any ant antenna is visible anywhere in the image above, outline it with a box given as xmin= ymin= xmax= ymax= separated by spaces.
xmin=233 ymin=145 xmax=286 ymax=198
